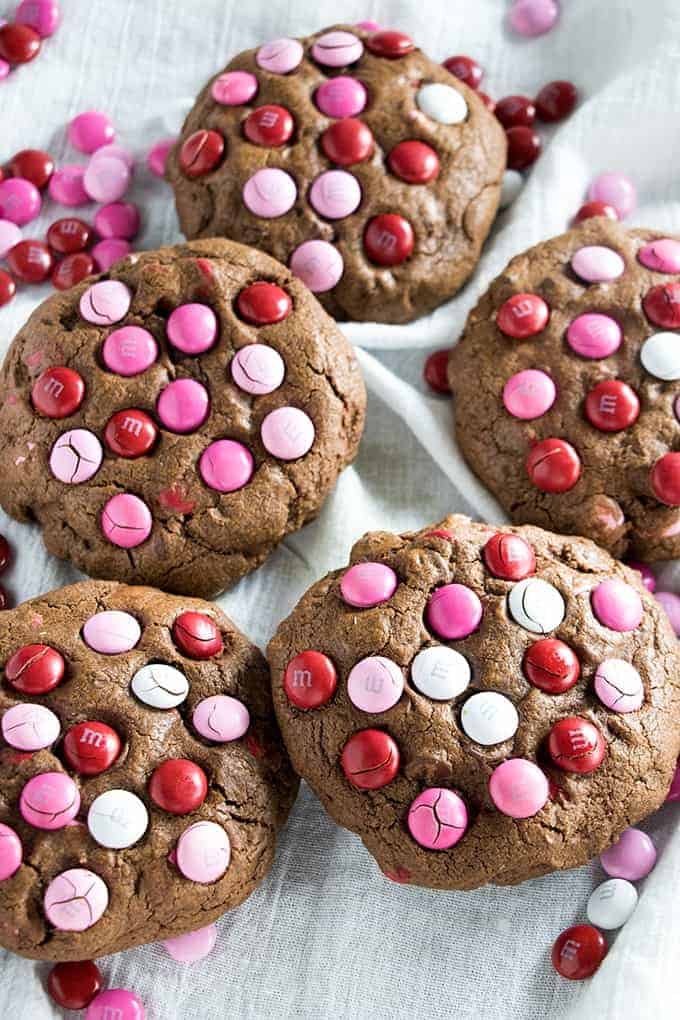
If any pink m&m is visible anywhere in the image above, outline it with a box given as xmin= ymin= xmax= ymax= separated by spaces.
xmin=0 ymin=219 xmax=23 ymax=258
xmin=176 ymin=820 xmax=231 ymax=883
xmin=508 ymin=0 xmax=560 ymax=37
xmin=92 ymin=238 xmax=131 ymax=272
xmin=656 ymin=590 xmax=680 ymax=635
xmin=340 ymin=562 xmax=397 ymax=608
xmin=20 ymin=772 xmax=80 ymax=829
xmin=101 ymin=493 xmax=152 ymax=548
xmin=347 ymin=656 xmax=404 ymax=713
xmin=147 ymin=137 xmax=176 ymax=178
xmin=310 ymin=170 xmax=361 ymax=219
xmin=0 ymin=59 xmax=8 ymax=81
xmin=163 ymin=923 xmax=217 ymax=963
xmin=199 ymin=440 xmax=254 ymax=492
xmin=49 ymin=429 xmax=103 ymax=484
xmin=167 ymin=303 xmax=217 ymax=355
xmin=231 ymin=344 xmax=285 ymax=395
xmin=289 ymin=240 xmax=344 ymax=292
xmin=315 ymin=76 xmax=367 ymax=118
xmin=93 ymin=144 xmax=135 ymax=170
xmin=594 ymin=659 xmax=644 ymax=713
xmin=312 ymin=30 xmax=364 ymax=67
xmin=2 ymin=703 xmax=60 ymax=750
xmin=157 ymin=379 xmax=209 ymax=433
xmin=407 ymin=788 xmax=467 ymax=850
xmin=667 ymin=760 xmax=680 ymax=802
xmin=48 ymin=165 xmax=89 ymax=207
xmin=502 ymin=369 xmax=556 ymax=419
xmin=261 ymin=406 xmax=314 ymax=459
xmin=426 ymin=583 xmax=482 ymax=640
xmin=243 ymin=168 xmax=296 ymax=218
xmin=0 ymin=178 xmax=41 ymax=225
xmin=256 ymin=37 xmax=303 ymax=74
xmin=94 ymin=202 xmax=140 ymax=240
xmin=571 ymin=246 xmax=625 ymax=283
xmin=638 ymin=238 xmax=680 ymax=274
xmin=0 ymin=823 xmax=22 ymax=880
xmin=591 ymin=579 xmax=643 ymax=631
xmin=68 ymin=111 xmax=115 ymax=155
xmin=82 ymin=610 xmax=141 ymax=653
xmin=16 ymin=0 xmax=62 ymax=38
xmin=489 ymin=758 xmax=549 ymax=818
xmin=84 ymin=156 xmax=130 ymax=203
xmin=193 ymin=695 xmax=250 ymax=742
xmin=45 ymin=869 xmax=108 ymax=932
xmin=86 ymin=989 xmax=144 ymax=1020
xmin=80 ymin=280 xmax=131 ymax=325
xmin=600 ymin=828 xmax=656 ymax=880
xmin=212 ymin=70 xmax=258 ymax=105
xmin=588 ymin=173 xmax=636 ymax=219
xmin=626 ymin=560 xmax=656 ymax=593
xmin=566 ymin=313 xmax=622 ymax=358
xmin=103 ymin=326 xmax=157 ymax=376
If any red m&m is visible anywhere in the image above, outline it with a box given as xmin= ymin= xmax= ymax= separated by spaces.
xmin=63 ymin=720 xmax=121 ymax=775
xmin=643 ymin=282 xmax=680 ymax=328
xmin=284 ymin=650 xmax=337 ymax=709
xmin=650 ymin=452 xmax=680 ymax=506
xmin=149 ymin=758 xmax=208 ymax=815
xmin=104 ymin=409 xmax=158 ymax=458
xmin=495 ymin=95 xmax=536 ymax=128
xmin=172 ymin=611 xmax=223 ymax=659
xmin=574 ymin=201 xmax=618 ymax=223
xmin=584 ymin=380 xmax=640 ymax=432
xmin=0 ymin=22 xmax=41 ymax=64
xmin=47 ymin=960 xmax=103 ymax=1011
xmin=526 ymin=438 xmax=582 ymax=493
xmin=496 ymin=293 xmax=549 ymax=338
xmin=0 ymin=270 xmax=16 ymax=307
xmin=341 ymin=729 xmax=400 ymax=789
xmin=320 ymin=118 xmax=374 ymax=166
xmin=5 ymin=643 xmax=65 ymax=694
xmin=506 ymin=126 xmax=542 ymax=170
xmin=547 ymin=716 xmax=605 ymax=773
xmin=237 ymin=282 xmax=292 ymax=325
xmin=8 ymin=149 xmax=54 ymax=190
xmin=364 ymin=214 xmax=414 ymax=266
xmin=244 ymin=105 xmax=294 ymax=147
xmin=32 ymin=366 xmax=85 ymax=418
xmin=423 ymin=349 xmax=451 ymax=394
xmin=523 ymin=639 xmax=580 ymax=694
xmin=552 ymin=924 xmax=607 ymax=980
xmin=52 ymin=252 xmax=95 ymax=291
xmin=179 ymin=130 xmax=225 ymax=178
xmin=365 ymin=30 xmax=414 ymax=58
xmin=388 ymin=141 xmax=440 ymax=184
xmin=536 ymin=80 xmax=578 ymax=123
xmin=443 ymin=54 xmax=483 ymax=89
xmin=47 ymin=217 xmax=92 ymax=254
xmin=7 ymin=240 xmax=53 ymax=283
xmin=483 ymin=532 xmax=536 ymax=580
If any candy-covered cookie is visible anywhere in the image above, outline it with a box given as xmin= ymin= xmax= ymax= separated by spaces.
xmin=166 ymin=24 xmax=506 ymax=324
xmin=0 ymin=238 xmax=365 ymax=596
xmin=0 ymin=581 xmax=297 ymax=960
xmin=267 ymin=515 xmax=680 ymax=890
xmin=451 ymin=218 xmax=680 ymax=561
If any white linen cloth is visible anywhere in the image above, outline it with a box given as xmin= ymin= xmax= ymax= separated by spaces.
xmin=0 ymin=1 xmax=678 ymax=1016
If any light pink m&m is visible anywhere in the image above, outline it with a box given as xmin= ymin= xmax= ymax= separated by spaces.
xmin=600 ymin=828 xmax=656 ymax=880
xmin=315 ymin=76 xmax=367 ymax=118
xmin=0 ymin=219 xmax=22 ymax=258
xmin=82 ymin=610 xmax=141 ymax=653
xmin=167 ymin=303 xmax=217 ymax=355
xmin=256 ymin=37 xmax=303 ymax=74
xmin=157 ymin=379 xmax=209 ymax=433
xmin=2 ymin=703 xmax=60 ymax=750
xmin=502 ymin=369 xmax=556 ymax=419
xmin=86 ymin=989 xmax=144 ymax=1020
xmin=591 ymin=579 xmax=643 ymax=631
xmin=94 ymin=202 xmax=140 ymax=240
xmin=407 ymin=787 xmax=467 ymax=850
xmin=0 ymin=823 xmax=22 ymax=880
xmin=594 ymin=658 xmax=644 ymax=713
xmin=163 ymin=923 xmax=217 ymax=963
xmin=656 ymin=590 xmax=680 ymax=635
xmin=199 ymin=440 xmax=254 ymax=492
xmin=489 ymin=758 xmax=549 ymax=818
xmin=176 ymin=820 xmax=231 ymax=883
xmin=347 ymin=655 xmax=404 ymax=713
xmin=566 ymin=313 xmax=622 ymax=358
xmin=289 ymin=240 xmax=344 ymax=292
xmin=508 ymin=0 xmax=560 ymax=37
xmin=192 ymin=695 xmax=250 ymax=742
xmin=45 ymin=869 xmax=109 ymax=931
xmin=0 ymin=178 xmax=41 ymax=225
xmin=426 ymin=583 xmax=482 ymax=639
xmin=571 ymin=246 xmax=625 ymax=283
xmin=94 ymin=144 xmax=135 ymax=169
xmin=101 ymin=493 xmax=152 ymax=548
xmin=92 ymin=238 xmax=130 ymax=272
xmin=341 ymin=562 xmax=397 ymax=608
xmin=80 ymin=280 xmax=131 ymax=325
xmin=84 ymin=156 xmax=130 ymax=203
xmin=49 ymin=165 xmax=89 ymax=207
xmin=243 ymin=168 xmax=296 ymax=218
xmin=68 ymin=111 xmax=115 ymax=155
xmin=231 ymin=344 xmax=285 ymax=395
xmin=588 ymin=173 xmax=636 ymax=219
xmin=49 ymin=429 xmax=103 ymax=484
xmin=638 ymin=238 xmax=680 ymax=274
xmin=212 ymin=70 xmax=258 ymax=105
xmin=261 ymin=406 xmax=314 ymax=459
xmin=147 ymin=137 xmax=176 ymax=178
xmin=312 ymin=30 xmax=364 ymax=67
xmin=310 ymin=170 xmax=361 ymax=219
xmin=103 ymin=326 xmax=157 ymax=376
xmin=20 ymin=772 xmax=80 ymax=830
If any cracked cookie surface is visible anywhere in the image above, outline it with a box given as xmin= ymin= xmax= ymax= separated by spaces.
xmin=166 ymin=24 xmax=506 ymax=324
xmin=450 ymin=218 xmax=680 ymax=561
xmin=267 ymin=514 xmax=680 ymax=890
xmin=0 ymin=580 xmax=298 ymax=961
xmin=0 ymin=238 xmax=365 ymax=597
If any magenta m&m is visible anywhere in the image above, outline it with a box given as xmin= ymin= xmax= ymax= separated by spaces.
xmin=566 ymin=313 xmax=622 ymax=358
xmin=157 ymin=379 xmax=210 ymax=433
xmin=591 ymin=579 xmax=642 ymax=631
xmin=489 ymin=758 xmax=549 ymax=818
xmin=199 ymin=440 xmax=254 ymax=492
xmin=407 ymin=788 xmax=467 ymax=849
xmin=167 ymin=303 xmax=217 ymax=355
xmin=502 ymin=369 xmax=556 ymax=419
xmin=315 ymin=76 xmax=367 ymax=118
xmin=0 ymin=823 xmax=22 ymax=881
xmin=101 ymin=493 xmax=152 ymax=548
xmin=426 ymin=583 xmax=482 ymax=639
xmin=340 ymin=562 xmax=397 ymax=608
xmin=20 ymin=772 xmax=80 ymax=830
xmin=289 ymin=240 xmax=344 ymax=292
xmin=600 ymin=827 xmax=656 ymax=880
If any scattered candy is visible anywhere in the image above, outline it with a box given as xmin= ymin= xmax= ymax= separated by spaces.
xmin=163 ymin=924 xmax=217 ymax=963
xmin=423 ymin=349 xmax=452 ymax=394
xmin=48 ymin=165 xmax=89 ymax=206
xmin=0 ymin=177 xmax=41 ymax=225
xmin=600 ymin=827 xmax=657 ymax=880
xmin=0 ymin=22 xmax=41 ymax=64
xmin=7 ymin=238 xmax=53 ymax=282
xmin=86 ymin=989 xmax=145 ymax=1020
xmin=148 ymin=137 xmax=176 ymax=178
xmin=535 ymin=80 xmax=578 ymax=122
xmin=94 ymin=201 xmax=140 ymax=240
xmin=551 ymin=924 xmax=607 ymax=980
xmin=506 ymin=126 xmax=542 ymax=170
xmin=8 ymin=148 xmax=54 ymax=189
xmin=499 ymin=169 xmax=524 ymax=209
xmin=91 ymin=237 xmax=131 ymax=271
xmin=47 ymin=216 xmax=92 ymax=254
xmin=495 ymin=95 xmax=536 ymax=128
xmin=443 ymin=54 xmax=483 ymax=90
xmin=52 ymin=251 xmax=95 ymax=289
xmin=47 ymin=960 xmax=103 ymax=1011
xmin=587 ymin=878 xmax=638 ymax=930
xmin=0 ymin=268 xmax=16 ymax=306
xmin=68 ymin=111 xmax=115 ymax=154
xmin=84 ymin=154 xmax=130 ymax=203
xmin=15 ymin=1 xmax=61 ymax=39
xmin=588 ymin=172 xmax=637 ymax=219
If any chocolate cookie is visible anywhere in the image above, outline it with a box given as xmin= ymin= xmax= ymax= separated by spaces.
xmin=0 ymin=580 xmax=297 ymax=961
xmin=267 ymin=515 xmax=680 ymax=890
xmin=0 ymin=238 xmax=365 ymax=596
xmin=450 ymin=218 xmax=680 ymax=561
xmin=166 ymin=24 xmax=506 ymax=324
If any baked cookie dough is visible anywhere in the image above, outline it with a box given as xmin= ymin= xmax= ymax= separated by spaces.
xmin=268 ymin=514 xmax=680 ymax=890
xmin=0 ymin=581 xmax=297 ymax=960
xmin=0 ymin=238 xmax=365 ymax=596
xmin=451 ymin=218 xmax=680 ymax=561
xmin=166 ymin=24 xmax=506 ymax=323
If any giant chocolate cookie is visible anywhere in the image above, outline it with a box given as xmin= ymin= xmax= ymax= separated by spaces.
xmin=451 ymin=218 xmax=680 ymax=561
xmin=0 ymin=238 xmax=365 ymax=596
xmin=268 ymin=515 xmax=680 ymax=890
xmin=0 ymin=580 xmax=297 ymax=960
xmin=166 ymin=24 xmax=506 ymax=324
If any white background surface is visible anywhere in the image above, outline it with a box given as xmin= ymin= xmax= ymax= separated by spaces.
xmin=1 ymin=1 xmax=679 ymax=1017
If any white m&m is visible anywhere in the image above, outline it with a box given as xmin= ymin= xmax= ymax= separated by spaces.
xmin=131 ymin=663 xmax=189 ymax=709
xmin=586 ymin=878 xmax=638 ymax=929
xmin=640 ymin=332 xmax=680 ymax=381
xmin=461 ymin=691 xmax=519 ymax=745
xmin=87 ymin=789 xmax=149 ymax=849
xmin=508 ymin=578 xmax=565 ymax=633
xmin=411 ymin=646 xmax=470 ymax=701
xmin=416 ymin=83 xmax=468 ymax=124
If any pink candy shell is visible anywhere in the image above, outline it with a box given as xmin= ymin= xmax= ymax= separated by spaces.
xmin=80 ymin=279 xmax=131 ymax=325
xmin=260 ymin=406 xmax=315 ymax=460
xmin=2 ymin=703 xmax=60 ymax=751
xmin=16 ymin=0 xmax=61 ymax=38
xmin=655 ymin=590 xmax=680 ymax=636
xmin=0 ymin=823 xmax=22 ymax=881
xmin=20 ymin=772 xmax=80 ymax=830
xmin=0 ymin=178 xmax=41 ymax=226
xmin=86 ymin=989 xmax=145 ymax=1020
xmin=102 ymin=326 xmax=157 ymax=376
xmin=311 ymin=31 xmax=364 ymax=68
xmin=49 ymin=428 xmax=103 ymax=484
xmin=48 ymin=165 xmax=89 ymax=207
xmin=211 ymin=70 xmax=258 ymax=106
xmin=68 ymin=111 xmax=115 ymax=155
xmin=242 ymin=168 xmax=297 ymax=218
xmin=347 ymin=656 xmax=404 ymax=713
xmin=588 ymin=173 xmax=637 ymax=219
xmin=315 ymin=76 xmax=367 ymax=118
xmin=591 ymin=579 xmax=643 ymax=632
xmin=147 ymin=137 xmax=176 ymax=178
xmin=94 ymin=201 xmax=140 ymax=240
xmin=92 ymin=238 xmax=131 ymax=272
xmin=594 ymin=659 xmax=644 ymax=713
xmin=166 ymin=303 xmax=217 ymax=355
xmin=256 ymin=37 xmax=304 ymax=75
xmin=340 ymin=562 xmax=398 ymax=608
xmin=156 ymin=378 xmax=210 ymax=433
xmin=84 ymin=155 xmax=130 ymax=204
xmin=426 ymin=583 xmax=483 ymax=640
xmin=82 ymin=609 xmax=141 ymax=654
xmin=638 ymin=238 xmax=680 ymax=274
xmin=44 ymin=869 xmax=109 ymax=932
xmin=199 ymin=440 xmax=254 ymax=493
xmin=289 ymin=240 xmax=344 ymax=293
xmin=0 ymin=59 xmax=9 ymax=81
xmin=566 ymin=313 xmax=622 ymax=359
xmin=0 ymin=219 xmax=22 ymax=258
xmin=101 ymin=493 xmax=152 ymax=549
xmin=163 ymin=923 xmax=218 ymax=963
xmin=176 ymin=821 xmax=231 ymax=884
xmin=600 ymin=828 xmax=657 ymax=881
xmin=93 ymin=144 xmax=135 ymax=170
xmin=230 ymin=344 xmax=285 ymax=395
xmin=407 ymin=788 xmax=468 ymax=850
xmin=309 ymin=170 xmax=362 ymax=219
xmin=571 ymin=245 xmax=625 ymax=284
xmin=508 ymin=0 xmax=560 ymax=37
xmin=192 ymin=695 xmax=250 ymax=743
xmin=488 ymin=758 xmax=549 ymax=818
xmin=666 ymin=760 xmax=680 ymax=803
xmin=502 ymin=369 xmax=556 ymax=419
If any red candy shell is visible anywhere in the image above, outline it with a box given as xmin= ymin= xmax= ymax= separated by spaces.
xmin=523 ymin=639 xmax=581 ymax=694
xmin=52 ymin=252 xmax=95 ymax=291
xmin=584 ymin=379 xmax=639 ymax=432
xmin=547 ymin=716 xmax=605 ymax=773
xmin=388 ymin=141 xmax=440 ymax=184
xmin=244 ymin=105 xmax=294 ymax=147
xmin=5 ymin=644 xmax=65 ymax=694
xmin=149 ymin=758 xmax=208 ymax=815
xmin=423 ymin=349 xmax=451 ymax=394
xmin=483 ymin=532 xmax=536 ymax=580
xmin=237 ymin=281 xmax=292 ymax=325
xmin=364 ymin=214 xmax=414 ymax=266
xmin=551 ymin=925 xmax=607 ymax=980
xmin=172 ymin=611 xmax=223 ymax=659
xmin=650 ymin=452 xmax=680 ymax=506
xmin=284 ymin=650 xmax=337 ymax=710
xmin=8 ymin=149 xmax=54 ymax=190
xmin=31 ymin=366 xmax=85 ymax=418
xmin=365 ymin=30 xmax=414 ymax=58
xmin=105 ymin=408 xmax=158 ymax=458
xmin=63 ymin=720 xmax=121 ymax=775
xmin=320 ymin=118 xmax=374 ymax=166
xmin=47 ymin=960 xmax=103 ymax=1010
xmin=341 ymin=729 xmax=400 ymax=789
xmin=496 ymin=293 xmax=549 ymax=338
xmin=179 ymin=130 xmax=225 ymax=178
xmin=526 ymin=438 xmax=581 ymax=493
xmin=643 ymin=282 xmax=680 ymax=329
xmin=574 ymin=201 xmax=618 ymax=223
